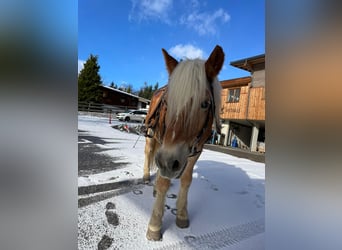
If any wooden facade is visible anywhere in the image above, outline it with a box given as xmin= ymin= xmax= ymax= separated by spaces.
xmin=218 ymin=54 xmax=265 ymax=152
xmin=100 ymin=85 xmax=150 ymax=110
xmin=247 ymin=87 xmax=265 ymax=121
xmin=220 ymin=77 xmax=251 ymax=120
xmin=220 ymin=85 xmax=265 ymax=121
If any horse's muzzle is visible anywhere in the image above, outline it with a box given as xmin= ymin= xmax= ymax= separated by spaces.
xmin=155 ymin=144 xmax=188 ymax=179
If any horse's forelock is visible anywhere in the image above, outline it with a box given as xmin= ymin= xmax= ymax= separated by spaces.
xmin=165 ymin=59 xmax=221 ymax=136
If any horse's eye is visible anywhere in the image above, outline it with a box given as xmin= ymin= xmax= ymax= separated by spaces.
xmin=201 ymin=101 xmax=210 ymax=109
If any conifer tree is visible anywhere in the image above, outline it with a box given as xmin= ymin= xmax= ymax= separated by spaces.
xmin=153 ymin=82 xmax=159 ymax=92
xmin=78 ymin=54 xmax=103 ymax=103
xmin=110 ymin=81 xmax=117 ymax=89
xmin=126 ymin=84 xmax=133 ymax=93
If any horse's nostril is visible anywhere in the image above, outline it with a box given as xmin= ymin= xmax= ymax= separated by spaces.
xmin=172 ymin=160 xmax=180 ymax=171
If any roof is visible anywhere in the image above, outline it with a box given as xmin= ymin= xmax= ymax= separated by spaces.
xmin=100 ymin=85 xmax=150 ymax=103
xmin=230 ymin=54 xmax=265 ymax=72
xmin=220 ymin=76 xmax=251 ymax=89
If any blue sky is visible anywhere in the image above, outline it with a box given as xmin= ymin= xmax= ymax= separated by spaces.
xmin=78 ymin=0 xmax=264 ymax=91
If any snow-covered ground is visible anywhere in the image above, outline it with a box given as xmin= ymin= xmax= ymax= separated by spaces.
xmin=78 ymin=115 xmax=265 ymax=249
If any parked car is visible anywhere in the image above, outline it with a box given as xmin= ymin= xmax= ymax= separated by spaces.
xmin=116 ymin=109 xmax=147 ymax=122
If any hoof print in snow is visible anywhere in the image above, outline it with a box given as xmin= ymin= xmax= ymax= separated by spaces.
xmin=210 ymin=185 xmax=219 ymax=191
xmin=105 ymin=210 xmax=119 ymax=226
xmin=184 ymin=235 xmax=196 ymax=244
xmin=105 ymin=202 xmax=116 ymax=210
xmin=167 ymin=193 xmax=177 ymax=199
xmin=124 ymin=171 xmax=133 ymax=176
xmin=171 ymin=208 xmax=177 ymax=215
xmin=236 ymin=190 xmax=248 ymax=195
xmin=98 ymin=235 xmax=113 ymax=250
xmin=133 ymin=189 xmax=143 ymax=195
xmin=165 ymin=204 xmax=170 ymax=210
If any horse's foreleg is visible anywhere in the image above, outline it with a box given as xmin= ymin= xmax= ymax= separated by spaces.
xmin=143 ymin=135 xmax=155 ymax=183
xmin=146 ymin=172 xmax=170 ymax=241
xmin=176 ymin=154 xmax=200 ymax=228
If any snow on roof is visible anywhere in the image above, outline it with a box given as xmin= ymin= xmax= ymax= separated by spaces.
xmin=101 ymin=85 xmax=150 ymax=103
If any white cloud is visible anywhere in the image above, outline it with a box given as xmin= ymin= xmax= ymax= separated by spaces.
xmin=129 ymin=0 xmax=173 ymax=23
xmin=169 ymin=44 xmax=204 ymax=60
xmin=78 ymin=59 xmax=85 ymax=74
xmin=180 ymin=8 xmax=230 ymax=36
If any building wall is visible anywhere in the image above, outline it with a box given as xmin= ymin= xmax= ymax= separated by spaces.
xmin=247 ymin=87 xmax=265 ymax=121
xmin=251 ymin=69 xmax=265 ymax=87
xmin=220 ymin=86 xmax=265 ymax=121
xmin=220 ymin=85 xmax=249 ymax=120
xmin=100 ymin=87 xmax=149 ymax=110
xmin=221 ymin=55 xmax=265 ymax=152
xmin=102 ymin=89 xmax=138 ymax=107
xmin=219 ymin=73 xmax=265 ymax=152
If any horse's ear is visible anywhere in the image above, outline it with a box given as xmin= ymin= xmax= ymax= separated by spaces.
xmin=205 ymin=45 xmax=225 ymax=81
xmin=162 ymin=48 xmax=178 ymax=75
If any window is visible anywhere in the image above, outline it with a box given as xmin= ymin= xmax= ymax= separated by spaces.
xmin=133 ymin=110 xmax=147 ymax=115
xmin=227 ymin=88 xmax=241 ymax=103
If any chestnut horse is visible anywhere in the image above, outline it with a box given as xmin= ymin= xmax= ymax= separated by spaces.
xmin=143 ymin=45 xmax=224 ymax=241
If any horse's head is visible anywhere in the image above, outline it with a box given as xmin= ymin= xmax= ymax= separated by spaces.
xmin=155 ymin=45 xmax=224 ymax=179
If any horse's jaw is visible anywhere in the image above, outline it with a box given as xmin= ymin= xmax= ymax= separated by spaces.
xmin=155 ymin=143 xmax=188 ymax=179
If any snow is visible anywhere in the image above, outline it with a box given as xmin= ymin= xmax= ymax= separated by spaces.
xmin=78 ymin=115 xmax=265 ymax=249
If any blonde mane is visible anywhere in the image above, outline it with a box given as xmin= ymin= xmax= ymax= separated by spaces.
xmin=166 ymin=59 xmax=222 ymax=134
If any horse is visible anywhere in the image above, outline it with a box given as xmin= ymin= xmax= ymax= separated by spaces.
xmin=143 ymin=45 xmax=224 ymax=241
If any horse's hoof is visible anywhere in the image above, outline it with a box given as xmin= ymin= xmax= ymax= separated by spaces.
xmin=176 ymin=218 xmax=189 ymax=228
xmin=146 ymin=228 xmax=162 ymax=241
xmin=143 ymin=176 xmax=150 ymax=184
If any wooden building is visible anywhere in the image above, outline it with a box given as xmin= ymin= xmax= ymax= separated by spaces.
xmin=219 ymin=54 xmax=265 ymax=152
xmin=100 ymin=85 xmax=150 ymax=111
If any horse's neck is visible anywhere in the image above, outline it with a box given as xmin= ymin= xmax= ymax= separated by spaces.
xmin=145 ymin=86 xmax=167 ymax=140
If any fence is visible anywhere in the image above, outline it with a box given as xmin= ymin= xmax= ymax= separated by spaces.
xmin=78 ymin=101 xmax=139 ymax=118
